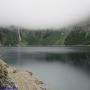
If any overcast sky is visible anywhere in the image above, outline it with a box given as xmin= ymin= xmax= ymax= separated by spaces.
xmin=0 ymin=0 xmax=90 ymax=29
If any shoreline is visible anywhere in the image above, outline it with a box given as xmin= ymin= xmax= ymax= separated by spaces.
xmin=0 ymin=59 xmax=46 ymax=90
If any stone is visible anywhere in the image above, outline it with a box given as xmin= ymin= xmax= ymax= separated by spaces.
xmin=0 ymin=59 xmax=46 ymax=90
xmin=0 ymin=59 xmax=17 ymax=89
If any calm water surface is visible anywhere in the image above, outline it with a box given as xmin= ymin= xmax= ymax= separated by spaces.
xmin=0 ymin=47 xmax=90 ymax=90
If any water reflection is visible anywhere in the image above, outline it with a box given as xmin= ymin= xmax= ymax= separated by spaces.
xmin=0 ymin=47 xmax=90 ymax=90
xmin=1 ymin=47 xmax=90 ymax=71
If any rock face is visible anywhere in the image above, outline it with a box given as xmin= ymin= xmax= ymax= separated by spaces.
xmin=0 ymin=59 xmax=46 ymax=90
xmin=0 ymin=59 xmax=17 ymax=89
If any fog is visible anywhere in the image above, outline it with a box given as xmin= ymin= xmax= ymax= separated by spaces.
xmin=0 ymin=0 xmax=90 ymax=29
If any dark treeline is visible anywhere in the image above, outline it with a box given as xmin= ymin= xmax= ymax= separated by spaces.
xmin=0 ymin=19 xmax=90 ymax=46
xmin=0 ymin=27 xmax=18 ymax=46
xmin=21 ymin=29 xmax=69 ymax=46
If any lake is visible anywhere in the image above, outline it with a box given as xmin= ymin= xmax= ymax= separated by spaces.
xmin=0 ymin=47 xmax=90 ymax=90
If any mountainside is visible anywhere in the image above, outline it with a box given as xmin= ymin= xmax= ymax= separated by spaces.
xmin=0 ymin=19 xmax=90 ymax=46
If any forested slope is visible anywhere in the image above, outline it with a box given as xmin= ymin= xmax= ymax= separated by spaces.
xmin=0 ymin=19 xmax=90 ymax=46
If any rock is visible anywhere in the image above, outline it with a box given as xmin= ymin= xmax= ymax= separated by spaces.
xmin=0 ymin=59 xmax=46 ymax=90
xmin=0 ymin=59 xmax=17 ymax=89
xmin=0 ymin=59 xmax=9 ymax=68
xmin=35 ymin=80 xmax=44 ymax=85
xmin=26 ymin=70 xmax=33 ymax=76
xmin=9 ymin=67 xmax=17 ymax=74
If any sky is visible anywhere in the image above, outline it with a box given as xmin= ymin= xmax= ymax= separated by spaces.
xmin=0 ymin=0 xmax=90 ymax=29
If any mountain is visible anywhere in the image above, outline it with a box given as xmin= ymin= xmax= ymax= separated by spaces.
xmin=0 ymin=19 xmax=90 ymax=46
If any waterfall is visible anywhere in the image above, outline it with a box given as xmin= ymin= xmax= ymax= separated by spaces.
xmin=17 ymin=27 xmax=21 ymax=66
xmin=18 ymin=27 xmax=21 ymax=43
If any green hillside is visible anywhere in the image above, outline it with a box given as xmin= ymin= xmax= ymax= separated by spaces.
xmin=0 ymin=19 xmax=90 ymax=46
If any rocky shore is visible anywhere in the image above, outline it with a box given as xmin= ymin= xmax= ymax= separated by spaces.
xmin=0 ymin=59 xmax=46 ymax=90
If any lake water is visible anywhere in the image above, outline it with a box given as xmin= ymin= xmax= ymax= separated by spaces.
xmin=0 ymin=47 xmax=90 ymax=90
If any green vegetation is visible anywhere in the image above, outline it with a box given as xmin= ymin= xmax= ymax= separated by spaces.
xmin=21 ymin=29 xmax=69 ymax=46
xmin=0 ymin=19 xmax=90 ymax=46
xmin=65 ymin=26 xmax=90 ymax=45
xmin=0 ymin=27 xmax=70 ymax=46
xmin=0 ymin=27 xmax=18 ymax=46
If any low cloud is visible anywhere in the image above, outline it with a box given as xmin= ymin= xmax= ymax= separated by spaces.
xmin=0 ymin=0 xmax=90 ymax=29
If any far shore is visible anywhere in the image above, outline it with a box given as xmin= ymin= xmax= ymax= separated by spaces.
xmin=0 ymin=45 xmax=90 ymax=47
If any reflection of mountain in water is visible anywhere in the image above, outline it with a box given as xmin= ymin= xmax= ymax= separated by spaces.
xmin=1 ymin=47 xmax=90 ymax=72
xmin=46 ymin=53 xmax=90 ymax=70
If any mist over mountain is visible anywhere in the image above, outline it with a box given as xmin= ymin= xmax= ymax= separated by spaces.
xmin=0 ymin=18 xmax=90 ymax=46
xmin=0 ymin=0 xmax=89 ymax=29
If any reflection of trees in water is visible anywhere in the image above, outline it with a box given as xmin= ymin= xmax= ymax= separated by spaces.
xmin=68 ymin=53 xmax=90 ymax=68
xmin=1 ymin=47 xmax=90 ymax=71
xmin=46 ymin=53 xmax=90 ymax=70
